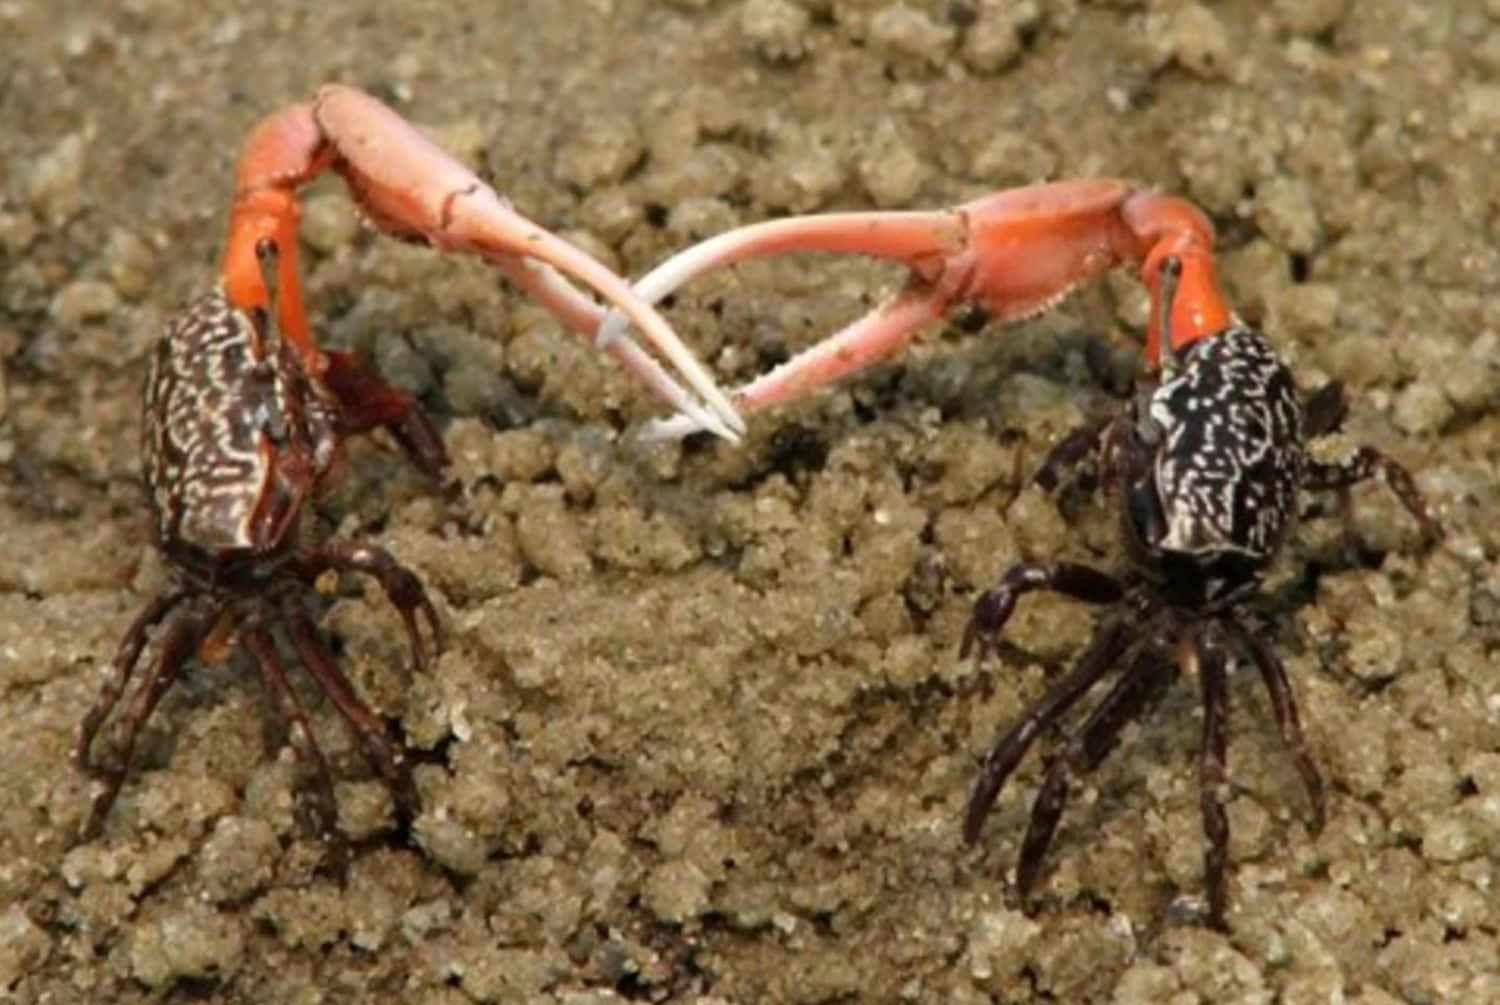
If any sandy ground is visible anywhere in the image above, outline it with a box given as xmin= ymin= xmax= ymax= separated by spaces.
xmin=3 ymin=0 xmax=1500 ymax=1002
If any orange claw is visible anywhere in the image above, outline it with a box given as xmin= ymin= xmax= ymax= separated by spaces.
xmin=219 ymin=84 xmax=744 ymax=440
xmin=595 ymin=178 xmax=1232 ymax=438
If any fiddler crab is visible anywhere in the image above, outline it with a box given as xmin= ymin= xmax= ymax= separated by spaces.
xmin=600 ymin=178 xmax=1443 ymax=926
xmin=85 ymin=85 xmax=1440 ymax=925
xmin=76 ymin=85 xmax=744 ymax=854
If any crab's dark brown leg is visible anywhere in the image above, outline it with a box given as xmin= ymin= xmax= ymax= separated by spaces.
xmin=1013 ymin=645 xmax=1176 ymax=902
xmin=243 ymin=625 xmax=343 ymax=861
xmin=294 ymin=542 xmax=443 ymax=670
xmin=961 ymin=561 xmax=1125 ymax=664
xmin=1228 ymin=620 xmax=1326 ymax=833
xmin=75 ymin=589 xmax=188 ymax=775
xmin=1193 ymin=628 xmax=1231 ymax=930
xmin=965 ymin=615 xmax=1130 ymax=843
xmin=285 ymin=605 xmax=419 ymax=825
xmin=79 ymin=602 xmax=207 ymax=840
xmin=1304 ymin=446 xmax=1442 ymax=544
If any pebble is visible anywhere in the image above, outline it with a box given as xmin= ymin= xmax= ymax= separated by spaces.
xmin=0 ymin=905 xmax=48 ymax=990
xmin=961 ymin=2 xmax=1041 ymax=74
xmin=1272 ymin=0 xmax=1347 ymax=36
xmin=129 ymin=903 xmax=245 ymax=988
xmin=858 ymin=120 xmax=928 ymax=208
xmin=867 ymin=3 xmax=957 ymax=69
xmin=1440 ymin=330 xmax=1500 ymax=414
xmin=642 ymin=858 xmax=711 ymax=923
xmin=1271 ymin=282 xmax=1340 ymax=342
xmin=579 ymin=186 xmax=644 ymax=245
xmin=739 ymin=0 xmax=811 ymax=63
xmin=1111 ymin=962 xmax=1182 ymax=1003
xmin=457 ymin=946 xmax=568 ymax=1003
xmin=414 ymin=812 xmax=491 ymax=876
xmin=1454 ymin=83 xmax=1500 ymax=141
xmin=373 ymin=330 xmax=438 ymax=398
xmin=104 ymin=228 xmax=154 ymax=301
xmin=555 ymin=431 xmax=612 ymax=503
xmin=968 ymin=129 xmax=1057 ymax=187
xmin=426 ymin=118 xmax=488 ymax=174
xmin=557 ymin=115 xmax=645 ymax=190
xmin=641 ymin=143 xmax=745 ymax=204
xmin=965 ymin=908 xmax=1041 ymax=991
xmin=484 ymin=426 xmax=556 ymax=483
xmin=299 ymin=192 xmax=360 ymax=254
xmin=197 ymin=815 xmax=280 ymax=904
xmin=1421 ymin=812 xmax=1478 ymax=864
xmin=1254 ymin=176 xmax=1322 ymax=255
xmin=1391 ymin=380 xmax=1453 ymax=435
xmin=27 ymin=131 xmax=87 ymax=223
xmin=49 ymin=278 xmax=119 ymax=326
xmin=0 ymin=211 xmax=38 ymax=257
xmin=664 ymin=196 xmax=741 ymax=242
xmin=1149 ymin=3 xmax=1231 ymax=80
xmin=512 ymin=486 xmax=594 ymax=580
xmin=751 ymin=126 xmax=846 ymax=212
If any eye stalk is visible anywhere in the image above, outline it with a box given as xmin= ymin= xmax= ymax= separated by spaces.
xmin=1155 ymin=253 xmax=1185 ymax=377
xmin=251 ymin=237 xmax=281 ymax=353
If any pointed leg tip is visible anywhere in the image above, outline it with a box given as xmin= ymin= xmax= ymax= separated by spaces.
xmin=960 ymin=817 xmax=983 ymax=846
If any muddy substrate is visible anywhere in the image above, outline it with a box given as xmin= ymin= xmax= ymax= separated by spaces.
xmin=3 ymin=1 xmax=1500 ymax=1002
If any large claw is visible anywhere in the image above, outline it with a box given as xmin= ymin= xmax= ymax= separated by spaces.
xmin=599 ymin=178 xmax=1232 ymax=439
xmin=221 ymin=83 xmax=743 ymax=441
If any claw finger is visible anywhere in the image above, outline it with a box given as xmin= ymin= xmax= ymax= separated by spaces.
xmin=603 ymin=336 xmax=741 ymax=443
xmin=448 ymin=186 xmax=745 ymax=437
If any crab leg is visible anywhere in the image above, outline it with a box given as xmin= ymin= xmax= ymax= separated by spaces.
xmin=223 ymin=84 xmax=742 ymax=440
xmin=596 ymin=178 xmax=1231 ymax=438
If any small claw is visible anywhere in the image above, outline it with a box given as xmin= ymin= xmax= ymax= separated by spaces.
xmin=320 ymin=349 xmax=449 ymax=478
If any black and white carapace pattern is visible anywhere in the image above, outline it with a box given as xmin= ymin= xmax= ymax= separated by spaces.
xmin=1143 ymin=325 xmax=1304 ymax=562
xmin=83 ymin=285 xmax=442 ymax=851
xmin=143 ymin=290 xmax=338 ymax=571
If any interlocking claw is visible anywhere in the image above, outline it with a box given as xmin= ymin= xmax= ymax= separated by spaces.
xmin=595 ymin=178 xmax=1231 ymax=438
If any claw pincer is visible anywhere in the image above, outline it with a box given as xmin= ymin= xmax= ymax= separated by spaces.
xmin=224 ymin=84 xmax=741 ymax=440
xmin=600 ymin=177 xmax=1233 ymax=436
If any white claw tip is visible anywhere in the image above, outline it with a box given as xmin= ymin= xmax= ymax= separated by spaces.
xmin=640 ymin=409 xmax=735 ymax=443
xmin=595 ymin=309 xmax=628 ymax=352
